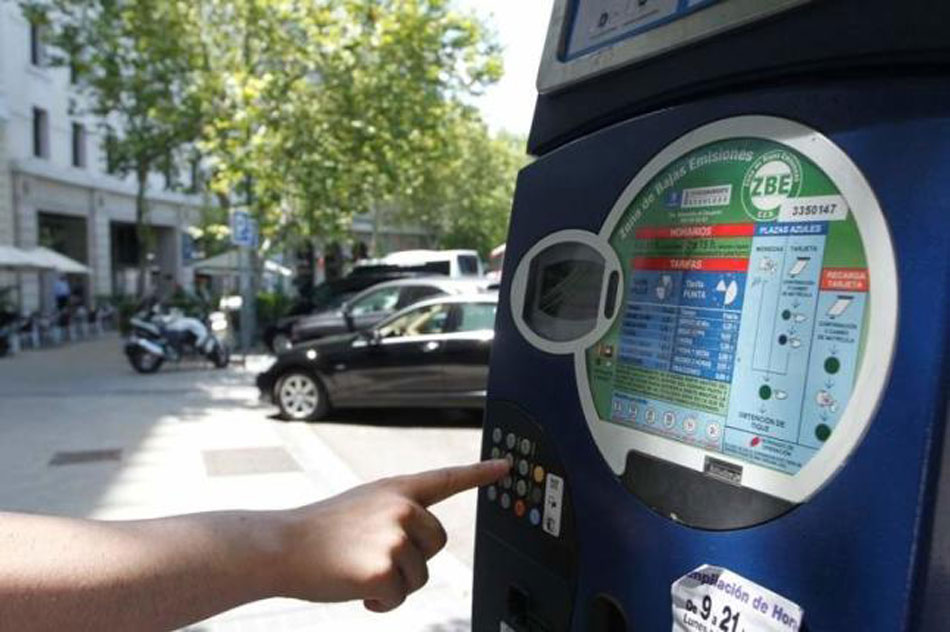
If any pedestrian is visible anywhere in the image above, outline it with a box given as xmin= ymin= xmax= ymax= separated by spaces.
xmin=0 ymin=459 xmax=508 ymax=631
xmin=53 ymin=275 xmax=70 ymax=310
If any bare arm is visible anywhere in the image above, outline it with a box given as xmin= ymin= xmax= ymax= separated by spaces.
xmin=0 ymin=459 xmax=509 ymax=632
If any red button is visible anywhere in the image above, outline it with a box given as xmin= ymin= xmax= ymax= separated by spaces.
xmin=514 ymin=500 xmax=526 ymax=518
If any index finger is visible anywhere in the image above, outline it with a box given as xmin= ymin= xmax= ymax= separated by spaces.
xmin=391 ymin=459 xmax=510 ymax=507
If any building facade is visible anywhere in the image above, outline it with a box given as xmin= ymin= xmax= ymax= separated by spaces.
xmin=0 ymin=3 xmax=203 ymax=313
xmin=0 ymin=4 xmax=434 ymax=312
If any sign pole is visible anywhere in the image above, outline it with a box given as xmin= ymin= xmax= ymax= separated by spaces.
xmin=230 ymin=209 xmax=258 ymax=361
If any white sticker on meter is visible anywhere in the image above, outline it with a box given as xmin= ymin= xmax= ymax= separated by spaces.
xmin=542 ymin=473 xmax=564 ymax=537
xmin=671 ymin=565 xmax=803 ymax=632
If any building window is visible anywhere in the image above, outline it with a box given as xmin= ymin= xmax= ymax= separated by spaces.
xmin=162 ymin=152 xmax=176 ymax=191
xmin=72 ymin=123 xmax=87 ymax=168
xmin=105 ymin=132 xmax=119 ymax=174
xmin=32 ymin=107 xmax=49 ymax=159
xmin=30 ymin=21 xmax=46 ymax=66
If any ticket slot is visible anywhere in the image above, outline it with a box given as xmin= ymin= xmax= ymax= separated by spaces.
xmin=589 ymin=594 xmax=628 ymax=632
xmin=621 ymin=450 xmax=795 ymax=530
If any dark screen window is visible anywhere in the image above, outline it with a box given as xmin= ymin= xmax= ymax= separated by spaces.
xmin=537 ymin=260 xmax=604 ymax=321
xmin=523 ymin=242 xmax=605 ymax=342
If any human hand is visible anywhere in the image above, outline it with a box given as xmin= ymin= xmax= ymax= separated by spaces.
xmin=275 ymin=459 xmax=509 ymax=612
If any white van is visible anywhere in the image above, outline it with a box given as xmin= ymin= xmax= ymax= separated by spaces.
xmin=380 ymin=249 xmax=484 ymax=278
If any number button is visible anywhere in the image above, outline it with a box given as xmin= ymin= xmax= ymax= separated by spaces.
xmin=515 ymin=479 xmax=527 ymax=497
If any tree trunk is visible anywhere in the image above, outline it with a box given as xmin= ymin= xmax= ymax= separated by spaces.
xmin=135 ymin=162 xmax=151 ymax=298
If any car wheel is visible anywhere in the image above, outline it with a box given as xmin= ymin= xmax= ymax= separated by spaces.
xmin=272 ymin=333 xmax=293 ymax=353
xmin=275 ymin=371 xmax=329 ymax=421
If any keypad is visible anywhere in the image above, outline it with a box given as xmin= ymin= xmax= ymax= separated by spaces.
xmin=486 ymin=425 xmax=554 ymax=534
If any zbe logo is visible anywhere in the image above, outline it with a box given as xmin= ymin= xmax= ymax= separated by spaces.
xmin=741 ymin=149 xmax=802 ymax=221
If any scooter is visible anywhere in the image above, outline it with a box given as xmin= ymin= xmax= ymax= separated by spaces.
xmin=124 ymin=304 xmax=230 ymax=374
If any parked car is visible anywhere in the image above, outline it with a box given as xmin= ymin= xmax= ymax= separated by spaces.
xmin=290 ymin=277 xmax=490 ymax=345
xmin=380 ymin=249 xmax=484 ymax=277
xmin=258 ymin=292 xmax=498 ymax=420
xmin=263 ymin=272 xmax=422 ymax=352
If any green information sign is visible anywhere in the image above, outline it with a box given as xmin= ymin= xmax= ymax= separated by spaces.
xmin=586 ymin=137 xmax=870 ymax=476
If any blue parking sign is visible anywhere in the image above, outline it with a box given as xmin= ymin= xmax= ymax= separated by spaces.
xmin=230 ymin=210 xmax=256 ymax=247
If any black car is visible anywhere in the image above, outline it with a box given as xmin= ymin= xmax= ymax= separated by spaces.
xmin=263 ymin=273 xmax=420 ymax=352
xmin=289 ymin=277 xmax=490 ymax=345
xmin=257 ymin=293 xmax=498 ymax=420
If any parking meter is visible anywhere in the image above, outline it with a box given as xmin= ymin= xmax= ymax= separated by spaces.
xmin=472 ymin=1 xmax=950 ymax=630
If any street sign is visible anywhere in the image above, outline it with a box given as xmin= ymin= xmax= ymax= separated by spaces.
xmin=230 ymin=210 xmax=257 ymax=247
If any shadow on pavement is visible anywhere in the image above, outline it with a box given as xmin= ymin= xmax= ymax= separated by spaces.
xmin=270 ymin=407 xmax=484 ymax=429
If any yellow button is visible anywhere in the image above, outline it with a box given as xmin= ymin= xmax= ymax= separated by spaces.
xmin=533 ymin=465 xmax=545 ymax=484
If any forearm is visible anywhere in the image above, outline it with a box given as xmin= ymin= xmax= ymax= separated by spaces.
xmin=0 ymin=510 xmax=287 ymax=632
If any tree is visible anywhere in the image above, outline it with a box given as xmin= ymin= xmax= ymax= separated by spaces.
xmin=197 ymin=0 xmax=504 ymax=259
xmin=24 ymin=0 xmax=207 ymax=296
xmin=400 ymin=104 xmax=529 ymax=257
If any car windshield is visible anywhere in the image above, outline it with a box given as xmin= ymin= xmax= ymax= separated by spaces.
xmin=348 ymin=286 xmax=401 ymax=317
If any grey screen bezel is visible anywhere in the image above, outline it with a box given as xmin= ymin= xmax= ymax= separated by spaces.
xmin=538 ymin=0 xmax=814 ymax=94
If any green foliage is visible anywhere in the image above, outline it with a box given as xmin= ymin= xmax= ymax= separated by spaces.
xmin=255 ymin=291 xmax=294 ymax=331
xmin=110 ymin=295 xmax=142 ymax=336
xmin=399 ymin=105 xmax=529 ymax=257
xmin=196 ymin=0 xmax=505 ymax=255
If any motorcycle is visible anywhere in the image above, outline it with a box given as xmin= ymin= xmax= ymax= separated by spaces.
xmin=124 ymin=303 xmax=230 ymax=374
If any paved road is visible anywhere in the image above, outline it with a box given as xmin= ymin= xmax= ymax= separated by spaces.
xmin=0 ymin=335 xmax=484 ymax=631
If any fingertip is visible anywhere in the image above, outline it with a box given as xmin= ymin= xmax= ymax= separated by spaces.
xmin=469 ymin=458 xmax=510 ymax=487
xmin=482 ymin=458 xmax=511 ymax=476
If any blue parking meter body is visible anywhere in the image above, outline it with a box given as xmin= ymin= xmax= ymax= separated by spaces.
xmin=472 ymin=2 xmax=950 ymax=631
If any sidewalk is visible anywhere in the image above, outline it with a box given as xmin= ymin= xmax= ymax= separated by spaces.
xmin=0 ymin=337 xmax=475 ymax=631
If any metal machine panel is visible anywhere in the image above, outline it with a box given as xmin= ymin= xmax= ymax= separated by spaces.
xmin=474 ymin=77 xmax=950 ymax=630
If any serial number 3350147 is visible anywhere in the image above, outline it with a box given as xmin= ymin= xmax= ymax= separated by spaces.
xmin=789 ymin=202 xmax=838 ymax=217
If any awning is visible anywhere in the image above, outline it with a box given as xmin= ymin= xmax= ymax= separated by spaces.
xmin=25 ymin=247 xmax=91 ymax=274
xmin=0 ymin=245 xmax=53 ymax=270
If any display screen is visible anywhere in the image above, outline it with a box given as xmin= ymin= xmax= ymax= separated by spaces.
xmin=586 ymin=138 xmax=870 ymax=475
xmin=524 ymin=243 xmax=605 ymax=342
xmin=564 ymin=0 xmax=722 ymax=61
xmin=538 ymin=260 xmax=604 ymax=321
